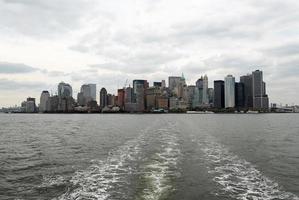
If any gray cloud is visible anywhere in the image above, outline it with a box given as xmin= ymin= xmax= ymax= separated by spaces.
xmin=0 ymin=62 xmax=38 ymax=74
xmin=264 ymin=44 xmax=299 ymax=57
xmin=0 ymin=0 xmax=96 ymax=37
xmin=1 ymin=0 xmax=299 ymax=105
xmin=0 ymin=78 xmax=50 ymax=90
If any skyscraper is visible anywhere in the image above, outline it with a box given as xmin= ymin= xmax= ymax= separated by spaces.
xmin=100 ymin=88 xmax=108 ymax=108
xmin=225 ymin=75 xmax=235 ymax=108
xmin=168 ymin=76 xmax=181 ymax=94
xmin=58 ymin=82 xmax=72 ymax=98
xmin=39 ymin=91 xmax=50 ymax=112
xmin=117 ymin=89 xmax=125 ymax=110
xmin=252 ymin=70 xmax=263 ymax=98
xmin=235 ymin=82 xmax=245 ymax=109
xmin=252 ymin=70 xmax=269 ymax=110
xmin=80 ymin=84 xmax=97 ymax=104
xmin=187 ymin=85 xmax=196 ymax=109
xmin=167 ymin=74 xmax=186 ymax=99
xmin=202 ymin=75 xmax=209 ymax=105
xmin=214 ymin=80 xmax=225 ymax=109
xmin=133 ymin=80 xmax=146 ymax=112
xmin=124 ymin=86 xmax=133 ymax=104
xmin=26 ymin=97 xmax=36 ymax=113
xmin=196 ymin=77 xmax=203 ymax=89
xmin=240 ymin=74 xmax=253 ymax=108
xmin=57 ymin=82 xmax=74 ymax=112
xmin=153 ymin=82 xmax=162 ymax=87
xmin=89 ymin=84 xmax=96 ymax=101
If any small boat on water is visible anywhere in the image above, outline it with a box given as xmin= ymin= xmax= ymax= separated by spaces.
xmin=186 ymin=111 xmax=214 ymax=114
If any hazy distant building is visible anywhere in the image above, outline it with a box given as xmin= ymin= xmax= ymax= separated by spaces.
xmin=214 ymin=80 xmax=225 ymax=109
xmin=156 ymin=96 xmax=168 ymax=110
xmin=208 ymin=88 xmax=214 ymax=106
xmin=133 ymin=80 xmax=146 ymax=112
xmin=192 ymin=87 xmax=203 ymax=108
xmin=202 ymin=75 xmax=209 ymax=105
xmin=107 ymin=94 xmax=113 ymax=106
xmin=117 ymin=89 xmax=125 ymax=110
xmin=240 ymin=74 xmax=253 ymax=108
xmin=39 ymin=91 xmax=50 ymax=112
xmin=125 ymin=87 xmax=133 ymax=104
xmin=146 ymin=87 xmax=162 ymax=111
xmin=252 ymin=70 xmax=263 ymax=98
xmin=25 ymin=97 xmax=36 ymax=113
xmin=89 ymin=84 xmax=96 ymax=101
xmin=169 ymin=97 xmax=179 ymax=110
xmin=80 ymin=84 xmax=96 ymax=104
xmin=235 ymin=82 xmax=245 ymax=109
xmin=161 ymin=80 xmax=166 ymax=88
xmin=153 ymin=82 xmax=162 ymax=87
xmin=57 ymin=82 xmax=74 ymax=112
xmin=187 ymin=85 xmax=196 ymax=109
xmin=100 ymin=88 xmax=108 ymax=108
xmin=195 ymin=76 xmax=204 ymax=107
xmin=225 ymin=75 xmax=235 ymax=108
xmin=59 ymin=96 xmax=74 ymax=112
xmin=77 ymin=92 xmax=85 ymax=106
xmin=196 ymin=77 xmax=203 ymax=89
xmin=47 ymin=95 xmax=59 ymax=112
xmin=169 ymin=76 xmax=181 ymax=94
xmin=58 ymin=82 xmax=72 ymax=98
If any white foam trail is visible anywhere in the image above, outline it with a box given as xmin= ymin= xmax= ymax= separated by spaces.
xmin=199 ymin=139 xmax=299 ymax=200
xmin=40 ymin=174 xmax=66 ymax=188
xmin=140 ymin=125 xmax=181 ymax=200
xmin=56 ymin=134 xmax=146 ymax=200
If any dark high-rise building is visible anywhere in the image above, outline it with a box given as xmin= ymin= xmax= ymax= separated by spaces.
xmin=213 ymin=80 xmax=225 ymax=109
xmin=196 ymin=77 xmax=203 ymax=89
xmin=133 ymin=80 xmax=148 ymax=111
xmin=100 ymin=88 xmax=108 ymax=108
xmin=240 ymin=74 xmax=253 ymax=108
xmin=235 ymin=82 xmax=245 ymax=109
xmin=117 ymin=89 xmax=125 ymax=110
xmin=107 ymin=94 xmax=113 ymax=106
xmin=153 ymin=82 xmax=162 ymax=87
xmin=252 ymin=70 xmax=269 ymax=110
xmin=252 ymin=70 xmax=263 ymax=98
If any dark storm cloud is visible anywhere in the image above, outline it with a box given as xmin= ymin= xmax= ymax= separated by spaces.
xmin=0 ymin=62 xmax=38 ymax=74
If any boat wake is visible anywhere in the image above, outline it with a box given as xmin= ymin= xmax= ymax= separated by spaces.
xmin=198 ymin=139 xmax=299 ymax=200
xmin=56 ymin=133 xmax=146 ymax=200
xmin=137 ymin=124 xmax=181 ymax=200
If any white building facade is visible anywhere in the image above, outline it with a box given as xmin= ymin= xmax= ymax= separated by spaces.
xmin=225 ymin=75 xmax=235 ymax=108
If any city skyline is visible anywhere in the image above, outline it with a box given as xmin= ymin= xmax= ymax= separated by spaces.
xmin=0 ymin=70 xmax=294 ymax=108
xmin=4 ymin=69 xmax=276 ymax=113
xmin=1 ymin=0 xmax=299 ymax=107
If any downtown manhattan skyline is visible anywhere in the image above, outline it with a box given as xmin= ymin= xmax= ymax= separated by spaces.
xmin=1 ymin=0 xmax=299 ymax=107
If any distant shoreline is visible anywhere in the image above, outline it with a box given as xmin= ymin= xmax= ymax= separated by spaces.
xmin=1 ymin=112 xmax=298 ymax=114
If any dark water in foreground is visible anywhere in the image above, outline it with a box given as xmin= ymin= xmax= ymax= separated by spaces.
xmin=0 ymin=114 xmax=298 ymax=200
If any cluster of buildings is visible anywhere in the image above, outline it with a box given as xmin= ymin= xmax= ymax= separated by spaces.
xmin=9 ymin=69 xmax=280 ymax=113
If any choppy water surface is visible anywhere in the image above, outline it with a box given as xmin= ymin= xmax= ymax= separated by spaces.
xmin=0 ymin=114 xmax=298 ymax=200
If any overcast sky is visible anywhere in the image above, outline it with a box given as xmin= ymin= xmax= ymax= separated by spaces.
xmin=0 ymin=0 xmax=299 ymax=107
